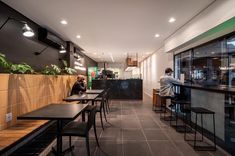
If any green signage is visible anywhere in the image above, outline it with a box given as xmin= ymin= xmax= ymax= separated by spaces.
xmin=88 ymin=67 xmax=98 ymax=89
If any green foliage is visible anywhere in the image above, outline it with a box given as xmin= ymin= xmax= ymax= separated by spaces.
xmin=0 ymin=53 xmax=34 ymax=74
xmin=0 ymin=52 xmax=76 ymax=75
xmin=0 ymin=53 xmax=11 ymax=71
xmin=64 ymin=67 xmax=77 ymax=75
xmin=10 ymin=63 xmax=34 ymax=74
xmin=42 ymin=64 xmax=61 ymax=75
xmin=61 ymin=59 xmax=77 ymax=75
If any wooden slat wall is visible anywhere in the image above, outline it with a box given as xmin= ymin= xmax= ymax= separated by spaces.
xmin=0 ymin=74 xmax=77 ymax=130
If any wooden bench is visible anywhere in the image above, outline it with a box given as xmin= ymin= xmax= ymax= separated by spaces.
xmin=0 ymin=120 xmax=53 ymax=155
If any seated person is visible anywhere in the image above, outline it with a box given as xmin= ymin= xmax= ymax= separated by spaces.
xmin=160 ymin=68 xmax=182 ymax=97
xmin=70 ymin=76 xmax=87 ymax=95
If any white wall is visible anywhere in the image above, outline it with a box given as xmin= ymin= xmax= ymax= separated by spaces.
xmin=165 ymin=0 xmax=235 ymax=53
xmin=141 ymin=48 xmax=173 ymax=96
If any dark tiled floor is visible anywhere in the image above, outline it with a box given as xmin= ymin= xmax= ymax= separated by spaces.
xmin=47 ymin=95 xmax=230 ymax=156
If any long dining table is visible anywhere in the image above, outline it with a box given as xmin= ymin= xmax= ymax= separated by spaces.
xmin=17 ymin=103 xmax=88 ymax=156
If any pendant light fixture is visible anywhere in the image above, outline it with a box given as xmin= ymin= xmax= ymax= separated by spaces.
xmin=22 ymin=23 xmax=34 ymax=37
xmin=0 ymin=17 xmax=35 ymax=37
xmin=59 ymin=45 xmax=66 ymax=53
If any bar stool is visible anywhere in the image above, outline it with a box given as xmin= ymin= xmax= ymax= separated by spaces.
xmin=171 ymin=99 xmax=191 ymax=132
xmin=159 ymin=95 xmax=175 ymax=121
xmin=185 ymin=107 xmax=216 ymax=151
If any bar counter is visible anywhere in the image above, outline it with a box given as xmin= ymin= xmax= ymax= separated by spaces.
xmin=92 ymin=79 xmax=143 ymax=99
xmin=175 ymin=83 xmax=235 ymax=94
xmin=175 ymin=83 xmax=235 ymax=155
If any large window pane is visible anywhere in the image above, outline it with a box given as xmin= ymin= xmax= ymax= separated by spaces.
xmin=192 ymin=39 xmax=227 ymax=85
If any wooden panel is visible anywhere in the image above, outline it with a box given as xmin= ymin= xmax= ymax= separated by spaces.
xmin=0 ymin=74 xmax=77 ymax=130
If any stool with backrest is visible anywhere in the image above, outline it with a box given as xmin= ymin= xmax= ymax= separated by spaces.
xmin=185 ymin=107 xmax=216 ymax=151
xmin=62 ymin=105 xmax=99 ymax=156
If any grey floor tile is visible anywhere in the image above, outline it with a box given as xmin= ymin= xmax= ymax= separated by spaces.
xmin=140 ymin=119 xmax=161 ymax=129
xmin=122 ymin=129 xmax=145 ymax=141
xmin=100 ymin=128 xmax=122 ymax=141
xmin=95 ymin=140 xmax=123 ymax=156
xmin=123 ymin=140 xmax=152 ymax=156
xmin=148 ymin=140 xmax=182 ymax=156
xmin=144 ymin=129 xmax=169 ymax=140
xmin=121 ymin=119 xmax=141 ymax=129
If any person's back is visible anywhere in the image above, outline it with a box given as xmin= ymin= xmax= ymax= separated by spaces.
xmin=160 ymin=68 xmax=181 ymax=97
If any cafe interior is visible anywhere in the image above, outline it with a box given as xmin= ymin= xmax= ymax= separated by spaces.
xmin=0 ymin=0 xmax=235 ymax=156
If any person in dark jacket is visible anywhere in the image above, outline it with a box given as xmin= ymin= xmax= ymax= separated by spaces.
xmin=70 ymin=76 xmax=87 ymax=95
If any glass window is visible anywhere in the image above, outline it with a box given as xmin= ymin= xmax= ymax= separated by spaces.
xmin=192 ymin=39 xmax=228 ymax=85
xmin=174 ymin=50 xmax=192 ymax=82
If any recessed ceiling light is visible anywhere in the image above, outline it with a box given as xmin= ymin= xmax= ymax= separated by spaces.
xmin=76 ymin=35 xmax=81 ymax=39
xmin=93 ymin=52 xmax=97 ymax=55
xmin=168 ymin=17 xmax=176 ymax=23
xmin=60 ymin=20 xmax=68 ymax=25
xmin=155 ymin=34 xmax=160 ymax=38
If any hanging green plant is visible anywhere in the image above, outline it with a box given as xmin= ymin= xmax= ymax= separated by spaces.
xmin=61 ymin=59 xmax=77 ymax=75
xmin=42 ymin=64 xmax=61 ymax=75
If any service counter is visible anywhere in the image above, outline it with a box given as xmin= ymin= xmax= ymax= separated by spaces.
xmin=92 ymin=79 xmax=143 ymax=100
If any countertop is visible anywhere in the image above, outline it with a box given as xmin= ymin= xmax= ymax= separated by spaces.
xmin=174 ymin=83 xmax=235 ymax=94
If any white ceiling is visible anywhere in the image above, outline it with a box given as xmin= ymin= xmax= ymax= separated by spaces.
xmin=3 ymin=0 xmax=214 ymax=62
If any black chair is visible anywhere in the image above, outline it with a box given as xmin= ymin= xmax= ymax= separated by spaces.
xmin=105 ymin=88 xmax=111 ymax=113
xmin=86 ymin=92 xmax=108 ymax=130
xmin=185 ymin=107 xmax=216 ymax=151
xmin=62 ymin=105 xmax=99 ymax=156
xmin=95 ymin=89 xmax=110 ymax=114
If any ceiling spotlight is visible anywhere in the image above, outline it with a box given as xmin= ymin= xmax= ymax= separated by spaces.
xmin=76 ymin=35 xmax=81 ymax=39
xmin=169 ymin=17 xmax=176 ymax=23
xmin=155 ymin=34 xmax=160 ymax=38
xmin=22 ymin=24 xmax=35 ymax=37
xmin=60 ymin=20 xmax=68 ymax=25
xmin=59 ymin=45 xmax=66 ymax=53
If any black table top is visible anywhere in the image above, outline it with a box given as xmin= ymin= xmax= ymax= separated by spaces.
xmin=174 ymin=83 xmax=235 ymax=94
xmin=63 ymin=93 xmax=99 ymax=102
xmin=17 ymin=103 xmax=88 ymax=120
xmin=86 ymin=89 xmax=104 ymax=94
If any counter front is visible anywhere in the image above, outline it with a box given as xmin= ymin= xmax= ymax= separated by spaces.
xmin=92 ymin=79 xmax=143 ymax=100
